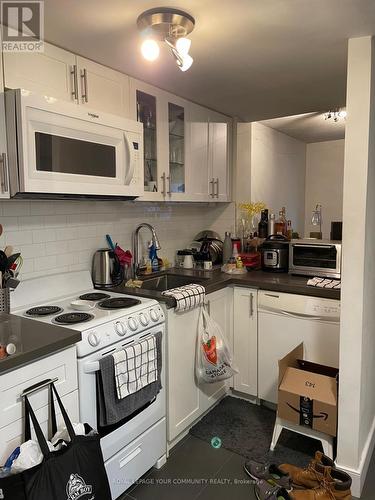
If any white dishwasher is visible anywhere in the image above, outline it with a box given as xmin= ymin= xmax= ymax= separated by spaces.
xmin=258 ymin=290 xmax=340 ymax=404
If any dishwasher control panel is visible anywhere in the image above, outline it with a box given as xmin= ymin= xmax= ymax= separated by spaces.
xmin=258 ymin=291 xmax=340 ymax=322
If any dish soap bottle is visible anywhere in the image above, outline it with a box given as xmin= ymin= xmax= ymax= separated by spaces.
xmin=149 ymin=242 xmax=159 ymax=272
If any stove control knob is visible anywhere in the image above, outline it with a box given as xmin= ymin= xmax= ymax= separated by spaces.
xmin=88 ymin=332 xmax=100 ymax=347
xmin=128 ymin=317 xmax=138 ymax=331
xmin=139 ymin=313 xmax=149 ymax=327
xmin=150 ymin=308 xmax=160 ymax=322
xmin=115 ymin=321 xmax=126 ymax=336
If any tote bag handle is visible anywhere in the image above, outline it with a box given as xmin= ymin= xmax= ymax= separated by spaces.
xmin=24 ymin=382 xmax=76 ymax=458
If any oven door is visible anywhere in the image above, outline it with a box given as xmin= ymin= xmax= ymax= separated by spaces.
xmin=6 ymin=90 xmax=143 ymax=198
xmin=290 ymin=243 xmax=341 ymax=278
xmin=77 ymin=324 xmax=165 ymax=462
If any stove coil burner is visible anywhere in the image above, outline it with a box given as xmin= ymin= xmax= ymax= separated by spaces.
xmin=98 ymin=298 xmax=141 ymax=310
xmin=54 ymin=312 xmax=94 ymax=324
xmin=26 ymin=306 xmax=63 ymax=316
xmin=79 ymin=293 xmax=111 ymax=301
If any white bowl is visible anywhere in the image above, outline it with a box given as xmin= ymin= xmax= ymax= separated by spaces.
xmin=70 ymin=300 xmax=95 ymax=311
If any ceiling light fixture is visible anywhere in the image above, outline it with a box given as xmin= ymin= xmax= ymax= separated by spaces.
xmin=324 ymin=108 xmax=347 ymax=122
xmin=137 ymin=7 xmax=195 ymax=71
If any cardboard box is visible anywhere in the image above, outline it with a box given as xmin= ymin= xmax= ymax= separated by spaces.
xmin=277 ymin=344 xmax=339 ymax=437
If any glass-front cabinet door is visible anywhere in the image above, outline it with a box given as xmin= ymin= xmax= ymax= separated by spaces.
xmin=130 ymin=78 xmax=168 ymax=200
xmin=168 ymin=101 xmax=186 ymax=195
xmin=136 ymin=90 xmax=158 ymax=193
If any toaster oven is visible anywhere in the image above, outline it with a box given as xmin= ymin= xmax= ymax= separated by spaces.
xmin=289 ymin=239 xmax=342 ymax=278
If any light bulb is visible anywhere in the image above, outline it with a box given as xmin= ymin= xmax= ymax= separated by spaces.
xmin=177 ymin=54 xmax=193 ymax=72
xmin=175 ymin=37 xmax=191 ymax=56
xmin=141 ymin=39 xmax=160 ymax=61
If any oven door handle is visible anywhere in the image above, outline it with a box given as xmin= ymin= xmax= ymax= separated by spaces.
xmin=84 ymin=361 xmax=100 ymax=373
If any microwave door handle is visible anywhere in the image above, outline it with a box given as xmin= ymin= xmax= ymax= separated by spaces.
xmin=124 ymin=133 xmax=135 ymax=185
xmin=292 ymin=244 xmax=335 ymax=249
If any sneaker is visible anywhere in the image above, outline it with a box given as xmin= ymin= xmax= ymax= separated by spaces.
xmin=244 ymin=459 xmax=292 ymax=490
xmin=279 ymin=451 xmax=335 ymax=489
xmin=255 ymin=479 xmax=292 ymax=500
xmin=290 ymin=468 xmax=352 ymax=499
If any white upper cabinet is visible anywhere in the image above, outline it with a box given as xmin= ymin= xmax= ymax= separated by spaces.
xmin=75 ymin=56 xmax=129 ymax=117
xmin=208 ymin=110 xmax=230 ymax=202
xmin=166 ymin=94 xmax=190 ymax=201
xmin=130 ymin=78 xmax=168 ymax=201
xmin=188 ymin=104 xmax=210 ymax=201
xmin=0 ymin=27 xmax=10 ymax=198
xmin=3 ymin=42 xmax=129 ymax=117
xmin=187 ymin=107 xmax=231 ymax=202
xmin=3 ymin=42 xmax=76 ymax=101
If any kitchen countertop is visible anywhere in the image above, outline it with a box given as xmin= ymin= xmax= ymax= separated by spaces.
xmin=0 ymin=314 xmax=81 ymax=374
xmin=110 ymin=268 xmax=340 ymax=306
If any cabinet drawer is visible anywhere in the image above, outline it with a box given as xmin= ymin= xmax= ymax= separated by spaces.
xmin=105 ymin=418 xmax=166 ymax=499
xmin=0 ymin=346 xmax=78 ymax=429
xmin=0 ymin=390 xmax=79 ymax=463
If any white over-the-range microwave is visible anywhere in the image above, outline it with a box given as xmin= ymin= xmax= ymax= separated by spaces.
xmin=3 ymin=89 xmax=144 ymax=199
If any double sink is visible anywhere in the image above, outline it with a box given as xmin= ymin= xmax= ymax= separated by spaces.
xmin=138 ymin=273 xmax=209 ymax=292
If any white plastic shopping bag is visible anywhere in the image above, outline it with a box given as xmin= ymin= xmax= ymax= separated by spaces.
xmin=196 ymin=306 xmax=237 ymax=383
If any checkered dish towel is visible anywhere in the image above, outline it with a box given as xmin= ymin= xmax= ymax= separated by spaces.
xmin=307 ymin=277 xmax=341 ymax=289
xmin=162 ymin=283 xmax=205 ymax=312
xmin=112 ymin=335 xmax=158 ymax=400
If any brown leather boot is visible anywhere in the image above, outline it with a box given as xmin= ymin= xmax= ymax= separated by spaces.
xmin=290 ymin=468 xmax=352 ymax=500
xmin=279 ymin=451 xmax=335 ymax=489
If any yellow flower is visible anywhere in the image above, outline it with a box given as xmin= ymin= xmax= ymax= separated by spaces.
xmin=238 ymin=201 xmax=266 ymax=216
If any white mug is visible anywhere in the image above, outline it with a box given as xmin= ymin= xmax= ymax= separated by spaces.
xmin=183 ymin=255 xmax=194 ymax=269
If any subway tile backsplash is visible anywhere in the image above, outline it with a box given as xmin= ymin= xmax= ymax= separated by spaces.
xmin=0 ymin=200 xmax=235 ymax=280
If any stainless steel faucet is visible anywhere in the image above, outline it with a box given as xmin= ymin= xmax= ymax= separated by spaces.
xmin=132 ymin=223 xmax=161 ymax=277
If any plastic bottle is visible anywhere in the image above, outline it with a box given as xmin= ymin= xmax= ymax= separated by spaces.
xmin=223 ymin=232 xmax=232 ymax=264
xmin=268 ymin=212 xmax=276 ymax=236
xmin=149 ymin=242 xmax=159 ymax=272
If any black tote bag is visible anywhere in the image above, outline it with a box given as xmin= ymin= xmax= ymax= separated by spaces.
xmin=0 ymin=382 xmax=112 ymax=500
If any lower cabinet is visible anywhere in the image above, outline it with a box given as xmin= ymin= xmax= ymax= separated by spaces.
xmin=0 ymin=346 xmax=79 ymax=463
xmin=166 ymin=288 xmax=233 ymax=444
xmin=233 ymin=287 xmax=258 ymax=397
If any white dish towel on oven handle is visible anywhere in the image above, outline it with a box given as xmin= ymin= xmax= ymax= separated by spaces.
xmin=113 ymin=335 xmax=158 ymax=399
xmin=196 ymin=306 xmax=238 ymax=384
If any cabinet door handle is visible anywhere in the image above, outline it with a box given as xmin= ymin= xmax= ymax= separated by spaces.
xmin=215 ymin=178 xmax=219 ymax=198
xmin=209 ymin=178 xmax=214 ymax=198
xmin=249 ymin=293 xmax=254 ymax=317
xmin=70 ymin=65 xmax=78 ymax=101
xmin=166 ymin=175 xmax=171 ymax=195
xmin=0 ymin=153 xmax=8 ymax=193
xmin=205 ymin=300 xmax=211 ymax=314
xmin=161 ymin=172 xmax=166 ymax=196
xmin=80 ymin=68 xmax=88 ymax=103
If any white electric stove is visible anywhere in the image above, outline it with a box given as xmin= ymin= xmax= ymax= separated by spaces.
xmin=11 ymin=270 xmax=167 ymax=500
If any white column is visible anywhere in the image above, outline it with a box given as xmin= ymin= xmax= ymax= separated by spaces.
xmin=337 ymin=36 xmax=375 ymax=497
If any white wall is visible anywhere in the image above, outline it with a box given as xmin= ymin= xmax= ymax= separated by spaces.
xmin=250 ymin=122 xmax=306 ymax=235
xmin=336 ymin=36 xmax=375 ymax=497
xmin=0 ymin=200 xmax=235 ymax=281
xmin=304 ymin=140 xmax=345 ymax=238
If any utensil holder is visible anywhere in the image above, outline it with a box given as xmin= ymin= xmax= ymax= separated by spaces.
xmin=0 ymin=288 xmax=10 ymax=313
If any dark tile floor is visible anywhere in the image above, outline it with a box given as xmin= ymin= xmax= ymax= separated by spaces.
xmin=119 ymin=434 xmax=375 ymax=500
